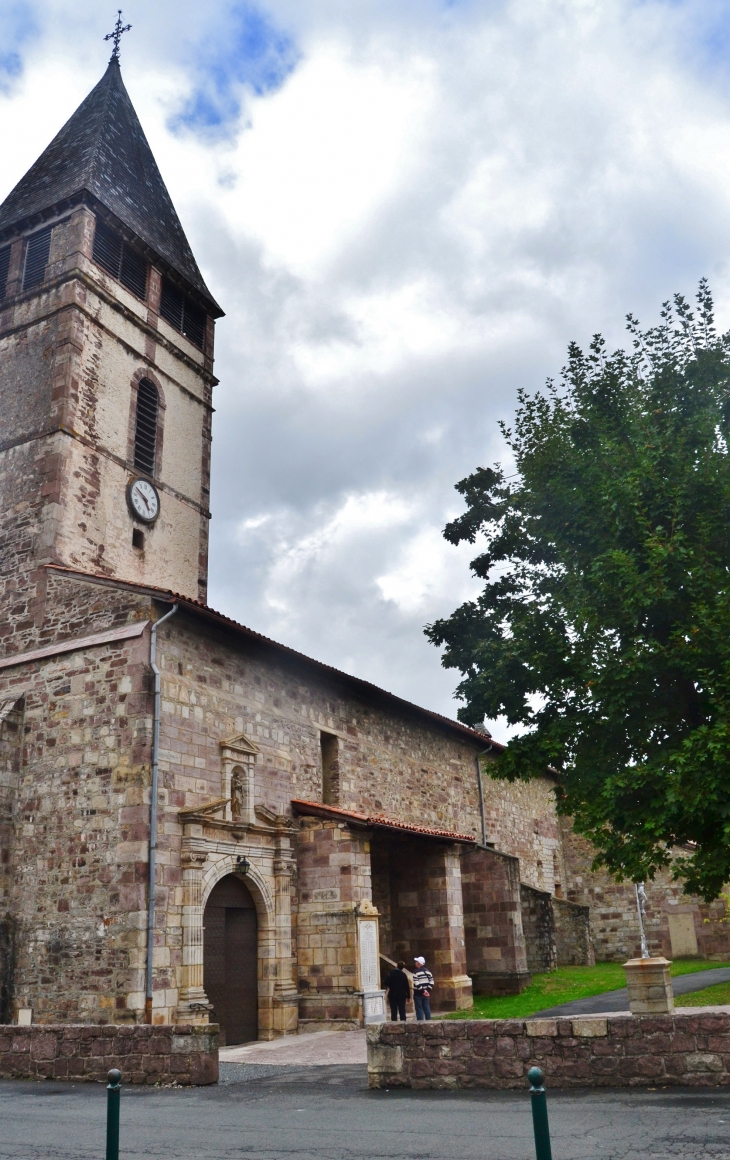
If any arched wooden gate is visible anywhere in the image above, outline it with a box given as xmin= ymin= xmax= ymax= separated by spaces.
xmin=203 ymin=874 xmax=258 ymax=1045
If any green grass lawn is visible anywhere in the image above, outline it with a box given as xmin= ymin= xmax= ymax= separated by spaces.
xmin=677 ymin=979 xmax=730 ymax=1007
xmin=446 ymin=959 xmax=730 ymax=1020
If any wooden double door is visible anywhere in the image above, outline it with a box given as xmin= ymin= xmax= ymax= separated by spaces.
xmin=203 ymin=875 xmax=258 ymax=1045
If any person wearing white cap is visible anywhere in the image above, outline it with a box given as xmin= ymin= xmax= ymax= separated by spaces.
xmin=412 ymin=956 xmax=434 ymax=1021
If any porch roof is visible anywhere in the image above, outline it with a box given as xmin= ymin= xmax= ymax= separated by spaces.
xmin=290 ymin=799 xmax=477 ymax=844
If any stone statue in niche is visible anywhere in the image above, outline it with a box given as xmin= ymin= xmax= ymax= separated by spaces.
xmin=230 ymin=766 xmax=246 ymax=819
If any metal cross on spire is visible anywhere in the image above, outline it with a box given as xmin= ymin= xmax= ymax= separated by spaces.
xmin=104 ymin=10 xmax=132 ymax=61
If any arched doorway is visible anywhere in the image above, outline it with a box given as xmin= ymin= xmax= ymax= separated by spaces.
xmin=203 ymin=874 xmax=258 ymax=1045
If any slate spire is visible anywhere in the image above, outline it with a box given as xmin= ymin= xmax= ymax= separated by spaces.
xmin=0 ymin=58 xmax=220 ymax=311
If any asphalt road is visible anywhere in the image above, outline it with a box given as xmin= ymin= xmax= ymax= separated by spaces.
xmin=4 ymin=1063 xmax=730 ymax=1159
xmin=532 ymin=966 xmax=730 ymax=1017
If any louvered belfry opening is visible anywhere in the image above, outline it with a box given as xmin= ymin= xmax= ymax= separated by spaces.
xmin=0 ymin=245 xmax=10 ymax=300
xmin=93 ymin=218 xmax=148 ymax=300
xmin=160 ymin=276 xmax=207 ymax=350
xmin=22 ymin=226 xmax=52 ymax=290
xmin=133 ymin=379 xmax=159 ymax=476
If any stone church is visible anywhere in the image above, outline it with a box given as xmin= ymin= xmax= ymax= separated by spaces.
xmin=1 ymin=57 xmax=729 ymax=1044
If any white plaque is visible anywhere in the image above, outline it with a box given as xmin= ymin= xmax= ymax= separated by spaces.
xmin=359 ymin=919 xmax=379 ymax=990
xmin=364 ymin=994 xmax=384 ymax=1017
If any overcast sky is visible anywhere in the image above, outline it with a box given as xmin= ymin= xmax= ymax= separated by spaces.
xmin=3 ymin=0 xmax=730 ymax=736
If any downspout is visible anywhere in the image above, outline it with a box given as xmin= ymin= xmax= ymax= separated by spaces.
xmin=475 ymin=745 xmax=493 ymax=847
xmin=145 ymin=603 xmax=178 ymax=1024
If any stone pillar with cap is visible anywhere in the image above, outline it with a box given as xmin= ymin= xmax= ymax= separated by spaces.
xmin=623 ymin=956 xmax=674 ymax=1014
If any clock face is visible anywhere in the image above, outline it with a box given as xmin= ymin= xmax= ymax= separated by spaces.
xmin=127 ymin=477 xmax=160 ymax=524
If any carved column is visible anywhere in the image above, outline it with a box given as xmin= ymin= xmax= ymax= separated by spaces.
xmin=272 ymin=823 xmax=299 ymax=1035
xmin=176 ymin=849 xmax=212 ymax=1023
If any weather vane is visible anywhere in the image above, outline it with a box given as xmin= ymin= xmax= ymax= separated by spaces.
xmin=104 ymin=10 xmax=132 ymax=61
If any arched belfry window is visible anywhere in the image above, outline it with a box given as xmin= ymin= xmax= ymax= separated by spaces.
xmin=133 ymin=379 xmax=159 ymax=476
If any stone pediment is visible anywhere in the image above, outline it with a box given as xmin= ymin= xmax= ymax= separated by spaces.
xmin=179 ymin=796 xmax=229 ymax=820
xmin=220 ymin=733 xmax=260 ymax=759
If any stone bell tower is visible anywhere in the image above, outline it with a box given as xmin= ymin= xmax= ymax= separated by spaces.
xmin=0 ymin=56 xmax=223 ymax=621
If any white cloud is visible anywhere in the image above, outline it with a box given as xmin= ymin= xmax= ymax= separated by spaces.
xmin=219 ymin=45 xmax=433 ymax=275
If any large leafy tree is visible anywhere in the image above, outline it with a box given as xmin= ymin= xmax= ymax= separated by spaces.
xmin=426 ymin=282 xmax=730 ymax=900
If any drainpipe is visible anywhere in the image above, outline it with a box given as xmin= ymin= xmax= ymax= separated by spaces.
xmin=475 ymin=745 xmax=493 ymax=847
xmin=145 ymin=603 xmax=178 ymax=1024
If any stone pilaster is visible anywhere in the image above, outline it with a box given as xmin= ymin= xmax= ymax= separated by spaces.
xmin=272 ymin=821 xmax=299 ymax=1035
xmin=176 ymin=849 xmax=211 ymax=1023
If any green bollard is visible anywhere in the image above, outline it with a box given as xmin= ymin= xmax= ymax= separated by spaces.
xmin=527 ymin=1066 xmax=552 ymax=1160
xmin=106 ymin=1068 xmax=121 ymax=1160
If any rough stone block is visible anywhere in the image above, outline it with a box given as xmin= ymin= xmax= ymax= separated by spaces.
xmin=368 ymin=1045 xmax=404 ymax=1074
xmin=686 ymin=1053 xmax=723 ymax=1072
xmin=571 ymin=1018 xmax=608 ymax=1038
xmin=526 ymin=1020 xmax=558 ymax=1037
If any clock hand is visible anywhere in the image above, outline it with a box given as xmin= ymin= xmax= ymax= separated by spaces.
xmin=139 ymin=491 xmax=151 ymax=512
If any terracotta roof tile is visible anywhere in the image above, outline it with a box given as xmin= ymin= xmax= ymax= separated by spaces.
xmin=291 ymin=799 xmax=477 ymax=843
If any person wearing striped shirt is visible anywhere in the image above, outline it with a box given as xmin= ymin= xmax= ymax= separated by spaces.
xmin=412 ymin=956 xmax=434 ymax=1021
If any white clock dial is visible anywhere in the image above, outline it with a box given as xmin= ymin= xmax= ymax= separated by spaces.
xmin=128 ymin=478 xmax=160 ymax=523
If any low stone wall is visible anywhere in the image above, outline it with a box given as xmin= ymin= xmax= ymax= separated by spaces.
xmin=520 ymin=885 xmax=556 ymax=973
xmin=367 ymin=1013 xmax=730 ymax=1089
xmin=553 ymin=898 xmax=594 ymax=967
xmin=0 ymin=1024 xmax=219 ymax=1085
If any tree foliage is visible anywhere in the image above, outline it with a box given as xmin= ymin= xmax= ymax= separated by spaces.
xmin=426 ymin=281 xmax=730 ymax=900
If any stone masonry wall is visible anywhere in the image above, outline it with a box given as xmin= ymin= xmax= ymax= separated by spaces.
xmin=0 ymin=1023 xmax=218 ymax=1085
xmin=520 ymin=885 xmax=557 ymax=973
xmin=561 ymin=820 xmax=730 ymax=962
xmin=554 ymin=897 xmax=594 ymax=967
xmin=461 ymin=845 xmax=529 ymax=995
xmin=519 ymin=886 xmax=593 ymax=973
xmin=480 ymin=770 xmax=566 ymax=895
xmin=367 ymin=1012 xmax=730 ymax=1089
xmin=384 ymin=836 xmax=472 ymax=1012
xmin=0 ymin=580 xmax=154 ymax=1024
xmin=148 ymin=609 xmax=493 ymax=1022
xmin=0 ymin=699 xmax=22 ymax=1023
xmin=295 ymin=818 xmax=371 ymax=1027
xmin=0 ymin=206 xmax=213 ymax=607
xmin=156 ymin=609 xmax=489 ymax=844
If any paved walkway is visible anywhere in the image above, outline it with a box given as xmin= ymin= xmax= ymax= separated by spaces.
xmin=531 ymin=966 xmax=730 ymax=1016
xmin=4 ymin=1064 xmax=730 ymax=1158
xmin=220 ymin=1029 xmax=367 ymax=1065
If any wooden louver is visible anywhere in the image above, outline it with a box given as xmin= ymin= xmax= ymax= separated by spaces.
xmin=93 ymin=218 xmax=147 ymax=300
xmin=0 ymin=245 xmax=10 ymax=300
xmin=160 ymin=277 xmax=206 ymax=350
xmin=133 ymin=379 xmax=159 ymax=476
xmin=22 ymin=226 xmax=52 ymax=291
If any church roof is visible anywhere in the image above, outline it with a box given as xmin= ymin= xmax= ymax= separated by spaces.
xmin=0 ymin=58 xmax=221 ymax=313
xmin=42 ymin=564 xmax=504 ymax=754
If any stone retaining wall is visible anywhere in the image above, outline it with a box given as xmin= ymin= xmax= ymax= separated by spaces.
xmin=367 ymin=1013 xmax=730 ymax=1089
xmin=553 ymin=898 xmax=594 ymax=968
xmin=520 ymin=885 xmax=556 ymax=973
xmin=0 ymin=1024 xmax=219 ymax=1085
